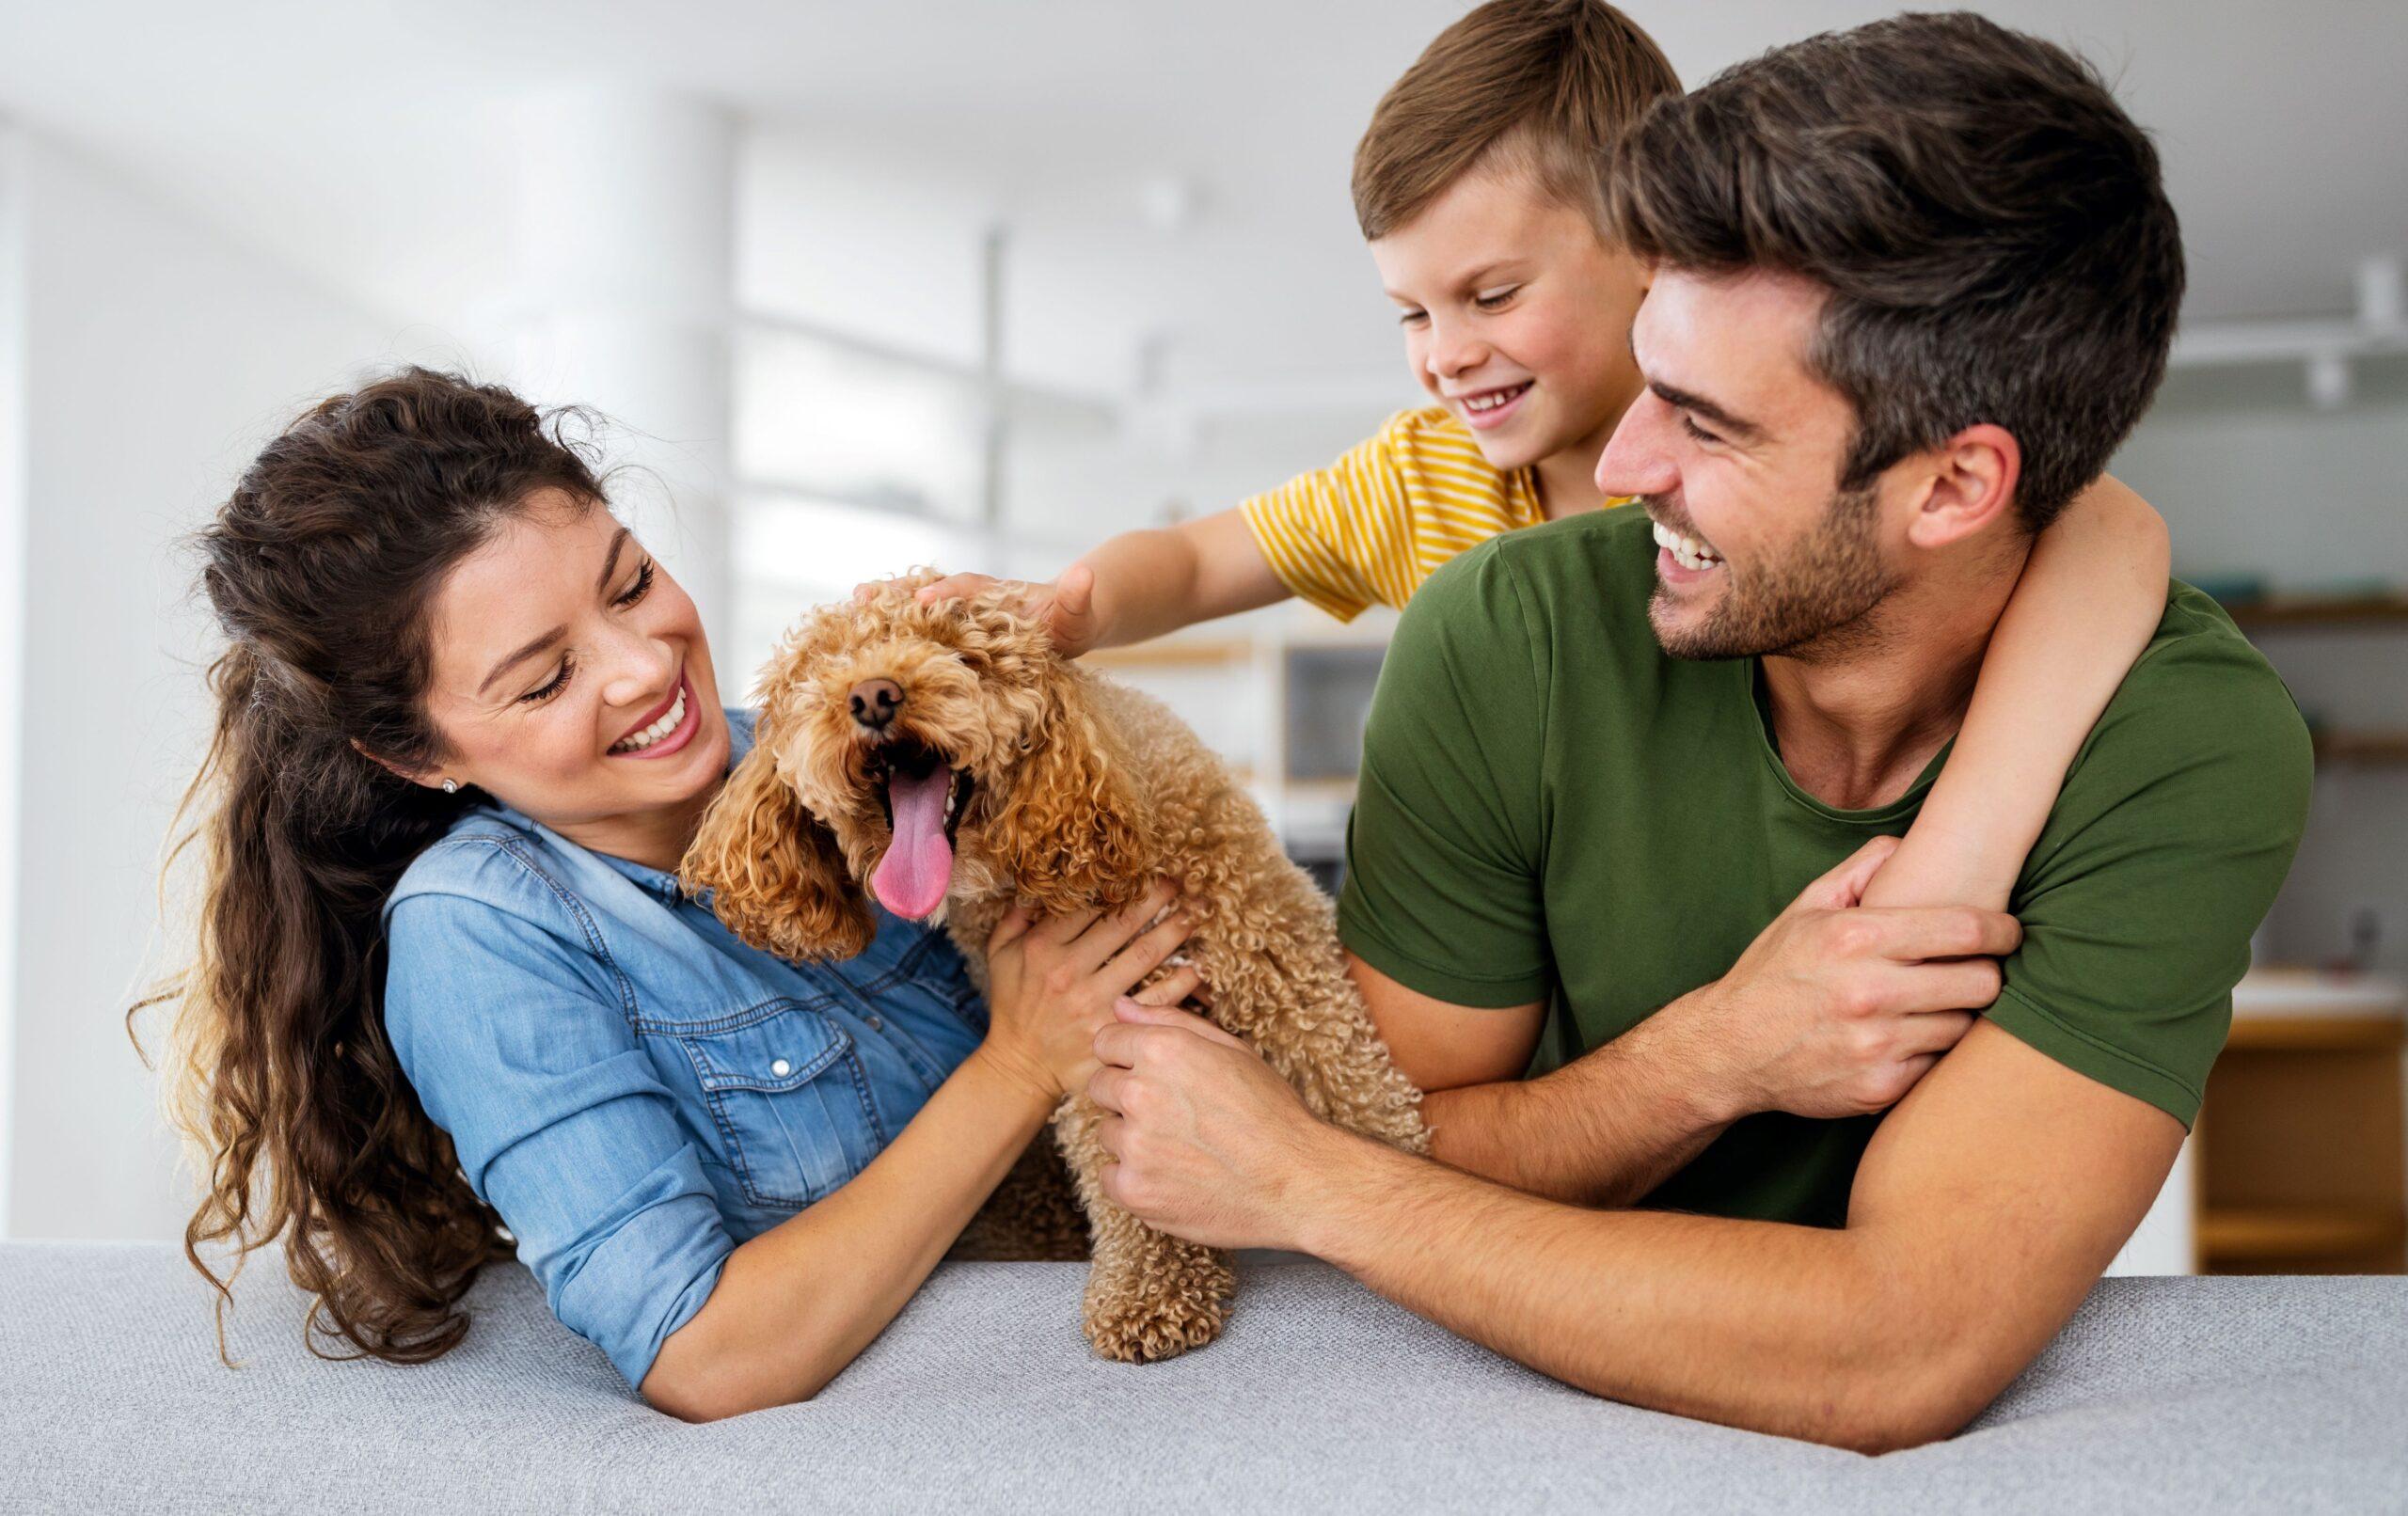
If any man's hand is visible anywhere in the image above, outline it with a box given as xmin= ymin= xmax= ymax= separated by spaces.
xmin=864 ymin=562 xmax=1103 ymax=657
xmin=1662 ymin=835 xmax=2022 ymax=1122
xmin=1085 ymin=1000 xmax=1340 ymax=1250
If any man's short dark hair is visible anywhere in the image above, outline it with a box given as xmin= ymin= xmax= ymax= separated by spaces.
xmin=1604 ymin=11 xmax=2185 ymax=531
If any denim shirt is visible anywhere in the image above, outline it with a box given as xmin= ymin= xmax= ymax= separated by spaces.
xmin=380 ymin=707 xmax=987 ymax=1390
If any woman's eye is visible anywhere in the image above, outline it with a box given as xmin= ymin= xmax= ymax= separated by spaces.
xmin=521 ymin=653 xmax=576 ymax=705
xmin=1396 ymin=308 xmax=1429 ymax=327
xmin=616 ymin=558 xmax=656 ymax=608
xmin=517 ymin=561 xmax=651 ymax=707
xmin=1473 ymin=286 xmax=1520 ymax=310
xmin=1681 ymin=415 xmax=1723 ymax=446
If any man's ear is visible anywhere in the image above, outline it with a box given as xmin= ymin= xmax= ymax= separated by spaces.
xmin=991 ymin=677 xmax=1152 ymax=915
xmin=1906 ymin=422 xmax=2022 ymax=549
xmin=679 ymin=745 xmax=873 ymax=963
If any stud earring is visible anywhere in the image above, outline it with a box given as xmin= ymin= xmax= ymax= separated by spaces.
xmin=440 ymin=779 xmax=459 ymax=795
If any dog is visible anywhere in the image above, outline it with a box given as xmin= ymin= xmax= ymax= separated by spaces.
xmin=679 ymin=571 xmax=1430 ymax=1362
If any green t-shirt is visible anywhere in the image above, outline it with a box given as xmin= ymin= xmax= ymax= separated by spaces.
xmin=1338 ymin=507 xmax=2313 ymax=1227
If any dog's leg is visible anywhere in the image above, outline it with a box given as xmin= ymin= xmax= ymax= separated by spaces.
xmin=1053 ymin=1095 xmax=1234 ymax=1362
xmin=1265 ymin=989 xmax=1434 ymax=1157
xmin=1204 ymin=920 xmax=1434 ymax=1158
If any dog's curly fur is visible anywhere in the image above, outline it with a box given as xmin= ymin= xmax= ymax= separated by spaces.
xmin=680 ymin=572 xmax=1430 ymax=1362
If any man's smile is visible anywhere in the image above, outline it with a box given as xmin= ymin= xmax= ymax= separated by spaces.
xmin=1649 ymin=517 xmax=1725 ymax=588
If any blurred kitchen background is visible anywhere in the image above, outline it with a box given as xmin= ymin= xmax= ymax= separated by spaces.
xmin=1 ymin=1 xmax=2401 ymax=1275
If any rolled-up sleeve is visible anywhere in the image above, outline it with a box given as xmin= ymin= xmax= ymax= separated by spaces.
xmin=384 ymin=888 xmax=733 ymax=1390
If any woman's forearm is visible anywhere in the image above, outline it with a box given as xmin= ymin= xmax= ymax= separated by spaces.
xmin=641 ymin=1047 xmax=1057 ymax=1420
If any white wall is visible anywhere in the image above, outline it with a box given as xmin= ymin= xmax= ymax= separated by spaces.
xmin=2119 ymin=364 xmax=2408 ymax=591
xmin=0 ymin=130 xmax=27 ymax=1233
xmin=0 ymin=127 xmax=391 ymax=1240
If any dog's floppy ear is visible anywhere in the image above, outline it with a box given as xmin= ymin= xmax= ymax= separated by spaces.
xmin=993 ymin=676 xmax=1151 ymax=915
xmin=680 ymin=744 xmax=873 ymax=963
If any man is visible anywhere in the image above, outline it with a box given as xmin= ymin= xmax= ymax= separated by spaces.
xmin=1084 ymin=13 xmax=2311 ymax=1452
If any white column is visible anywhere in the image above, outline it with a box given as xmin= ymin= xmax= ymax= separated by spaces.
xmin=496 ymin=86 xmax=738 ymax=669
xmin=0 ymin=128 xmax=28 ymax=1232
xmin=2108 ymin=1134 xmax=2197 ymax=1276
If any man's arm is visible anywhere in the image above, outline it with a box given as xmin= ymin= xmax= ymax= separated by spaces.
xmin=1291 ymin=1020 xmax=2178 ymax=1450
xmin=1352 ymin=955 xmax=1724 ymax=1208
xmin=1093 ymin=1013 xmax=2178 ymax=1453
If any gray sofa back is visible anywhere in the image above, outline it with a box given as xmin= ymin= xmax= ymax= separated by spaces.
xmin=2 ymin=1242 xmax=2401 ymax=1513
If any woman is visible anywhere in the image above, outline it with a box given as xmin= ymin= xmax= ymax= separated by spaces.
xmin=151 ymin=368 xmax=1196 ymax=1422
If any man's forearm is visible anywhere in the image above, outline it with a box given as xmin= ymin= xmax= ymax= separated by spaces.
xmin=1420 ymin=1005 xmax=1735 ymax=1207
xmin=1293 ymin=1131 xmax=1967 ymax=1452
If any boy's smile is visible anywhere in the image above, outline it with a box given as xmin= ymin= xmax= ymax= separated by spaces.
xmin=1370 ymin=161 xmax=1647 ymax=514
xmin=1453 ymin=379 xmax=1533 ymax=430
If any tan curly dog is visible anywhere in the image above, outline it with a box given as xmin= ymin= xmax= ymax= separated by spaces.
xmin=678 ymin=572 xmax=1430 ymax=1362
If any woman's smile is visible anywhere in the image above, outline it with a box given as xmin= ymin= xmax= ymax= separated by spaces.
xmin=608 ymin=668 xmax=700 ymax=760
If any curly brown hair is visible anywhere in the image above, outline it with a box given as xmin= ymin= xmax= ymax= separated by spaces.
xmin=135 ymin=367 xmax=615 ymax=1364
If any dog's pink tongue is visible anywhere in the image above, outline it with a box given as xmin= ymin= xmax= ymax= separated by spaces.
xmin=872 ymin=768 xmax=954 ymax=919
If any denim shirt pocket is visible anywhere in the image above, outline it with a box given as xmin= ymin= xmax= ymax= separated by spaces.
xmin=662 ymin=999 xmax=887 ymax=1210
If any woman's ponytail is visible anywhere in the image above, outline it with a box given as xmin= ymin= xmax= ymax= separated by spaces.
xmin=137 ymin=369 xmax=609 ymax=1363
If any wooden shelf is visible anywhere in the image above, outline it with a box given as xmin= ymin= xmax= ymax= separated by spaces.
xmin=2198 ymin=1204 xmax=2407 ymax=1262
xmin=1086 ymin=638 xmax=1257 ymax=670
xmin=2313 ymin=730 xmax=2408 ymax=765
xmin=2201 ymin=969 xmax=2406 ymax=1275
xmin=1283 ymin=777 xmax=1358 ymax=803
xmin=2225 ymin=595 xmax=2408 ymax=630
xmin=2226 ymin=1014 xmax=2405 ymax=1052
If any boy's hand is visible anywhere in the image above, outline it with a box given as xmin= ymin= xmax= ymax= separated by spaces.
xmin=901 ymin=563 xmax=1103 ymax=657
xmin=1662 ymin=836 xmax=2018 ymax=1123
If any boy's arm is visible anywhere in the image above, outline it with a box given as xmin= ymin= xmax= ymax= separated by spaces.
xmin=1360 ymin=836 xmax=2019 ymax=1208
xmin=1862 ymin=474 xmax=2171 ymax=911
xmin=910 ymin=416 xmax=1424 ymax=653
xmin=1080 ymin=508 xmax=1291 ymax=649
xmin=908 ymin=508 xmax=1290 ymax=656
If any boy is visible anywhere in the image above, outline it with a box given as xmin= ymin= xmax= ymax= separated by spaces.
xmin=916 ymin=0 xmax=2170 ymax=930
xmin=916 ymin=0 xmax=1678 ymax=645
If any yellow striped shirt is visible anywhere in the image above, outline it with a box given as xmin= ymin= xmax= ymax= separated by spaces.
xmin=1240 ymin=406 xmax=1631 ymax=622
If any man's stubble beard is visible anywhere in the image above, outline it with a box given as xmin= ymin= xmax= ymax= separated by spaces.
xmin=1648 ymin=482 xmax=1897 ymax=663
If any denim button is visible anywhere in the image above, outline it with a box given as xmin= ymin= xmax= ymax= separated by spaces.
xmin=866 ymin=1015 xmax=884 ymax=1032
xmin=770 ymin=1058 xmax=791 ymax=1078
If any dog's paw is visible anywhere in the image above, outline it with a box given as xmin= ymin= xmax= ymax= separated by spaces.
xmin=1082 ymin=1284 xmax=1228 ymax=1363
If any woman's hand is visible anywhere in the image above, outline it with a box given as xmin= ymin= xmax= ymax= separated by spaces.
xmin=977 ymin=879 xmax=1201 ymax=1100
xmin=647 ymin=881 xmax=1196 ymax=1420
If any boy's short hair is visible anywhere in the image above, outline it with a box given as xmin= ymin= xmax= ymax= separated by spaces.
xmin=1605 ymin=12 xmax=2185 ymax=532
xmin=1352 ymin=0 xmax=1680 ymax=240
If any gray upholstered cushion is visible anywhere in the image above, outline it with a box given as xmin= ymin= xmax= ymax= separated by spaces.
xmin=2 ymin=1240 xmax=2400 ymax=1513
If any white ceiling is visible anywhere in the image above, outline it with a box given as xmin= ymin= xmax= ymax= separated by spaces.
xmin=3 ymin=0 xmax=2403 ymax=398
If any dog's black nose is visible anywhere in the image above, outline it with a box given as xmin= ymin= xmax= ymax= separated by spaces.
xmin=849 ymin=678 xmax=904 ymax=731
